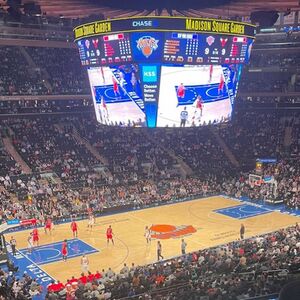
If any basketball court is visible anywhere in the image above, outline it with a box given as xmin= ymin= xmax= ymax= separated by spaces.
xmin=5 ymin=196 xmax=299 ymax=287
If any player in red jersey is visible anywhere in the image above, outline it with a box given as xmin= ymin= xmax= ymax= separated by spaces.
xmin=192 ymin=95 xmax=204 ymax=125
xmin=32 ymin=227 xmax=39 ymax=247
xmin=71 ymin=220 xmax=78 ymax=238
xmin=62 ymin=239 xmax=68 ymax=261
xmin=195 ymin=95 xmax=204 ymax=116
xmin=106 ymin=225 xmax=114 ymax=245
xmin=177 ymin=83 xmax=185 ymax=99
xmin=218 ymin=74 xmax=225 ymax=95
xmin=44 ymin=217 xmax=52 ymax=235
xmin=100 ymin=66 xmax=105 ymax=84
xmin=209 ymin=65 xmax=213 ymax=82
xmin=112 ymin=76 xmax=120 ymax=98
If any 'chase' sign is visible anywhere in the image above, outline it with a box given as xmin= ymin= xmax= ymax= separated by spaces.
xmin=132 ymin=20 xmax=159 ymax=28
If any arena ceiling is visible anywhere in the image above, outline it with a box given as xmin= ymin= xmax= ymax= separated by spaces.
xmin=0 ymin=0 xmax=299 ymax=19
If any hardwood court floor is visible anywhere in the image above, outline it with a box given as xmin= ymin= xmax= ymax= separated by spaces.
xmin=6 ymin=196 xmax=300 ymax=282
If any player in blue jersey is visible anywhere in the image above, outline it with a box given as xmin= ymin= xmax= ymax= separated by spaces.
xmin=180 ymin=107 xmax=188 ymax=127
xmin=131 ymin=72 xmax=137 ymax=92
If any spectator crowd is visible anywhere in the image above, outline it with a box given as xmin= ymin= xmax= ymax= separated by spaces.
xmin=0 ymin=112 xmax=298 ymax=225
xmin=44 ymin=224 xmax=300 ymax=299
xmin=0 ymin=34 xmax=299 ymax=300
xmin=0 ymin=267 xmax=41 ymax=299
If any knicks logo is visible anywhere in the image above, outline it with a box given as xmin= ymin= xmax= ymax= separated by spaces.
xmin=206 ymin=36 xmax=215 ymax=46
xmin=136 ymin=36 xmax=159 ymax=58
xmin=150 ymin=224 xmax=196 ymax=240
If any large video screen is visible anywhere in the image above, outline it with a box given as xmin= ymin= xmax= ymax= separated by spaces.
xmin=88 ymin=63 xmax=241 ymax=127
xmin=157 ymin=64 xmax=240 ymax=127
xmin=88 ymin=65 xmax=146 ymax=126
xmin=76 ymin=17 xmax=254 ymax=127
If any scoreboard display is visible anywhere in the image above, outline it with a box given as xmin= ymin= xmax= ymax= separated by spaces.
xmin=102 ymin=33 xmax=132 ymax=64
xmin=74 ymin=17 xmax=255 ymax=127
xmin=162 ymin=33 xmax=252 ymax=64
xmin=78 ymin=33 xmax=133 ymax=66
xmin=77 ymin=31 xmax=254 ymax=66
xmin=163 ymin=33 xmax=202 ymax=64
xmin=74 ymin=16 xmax=255 ymax=67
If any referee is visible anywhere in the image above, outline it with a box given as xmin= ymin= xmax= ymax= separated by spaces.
xmin=181 ymin=239 xmax=187 ymax=255
xmin=10 ymin=236 xmax=17 ymax=256
xmin=157 ymin=241 xmax=164 ymax=261
xmin=240 ymin=224 xmax=245 ymax=240
xmin=180 ymin=107 xmax=188 ymax=127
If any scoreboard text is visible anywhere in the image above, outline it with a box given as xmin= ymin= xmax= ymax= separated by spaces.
xmin=74 ymin=16 xmax=256 ymax=40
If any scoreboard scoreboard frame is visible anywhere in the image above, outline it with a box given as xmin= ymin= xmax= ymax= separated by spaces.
xmin=74 ymin=16 xmax=255 ymax=67
xmin=74 ymin=16 xmax=255 ymax=128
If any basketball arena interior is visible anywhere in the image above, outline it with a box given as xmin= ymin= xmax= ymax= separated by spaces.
xmin=0 ymin=0 xmax=299 ymax=299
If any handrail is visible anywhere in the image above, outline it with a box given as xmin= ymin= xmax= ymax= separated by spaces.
xmin=118 ymin=282 xmax=190 ymax=300
xmin=245 ymin=293 xmax=279 ymax=300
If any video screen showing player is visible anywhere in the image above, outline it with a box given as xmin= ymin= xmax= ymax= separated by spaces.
xmin=87 ymin=64 xmax=146 ymax=126
xmin=157 ymin=64 xmax=239 ymax=127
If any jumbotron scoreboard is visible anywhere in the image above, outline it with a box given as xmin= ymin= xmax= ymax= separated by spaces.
xmin=74 ymin=17 xmax=255 ymax=127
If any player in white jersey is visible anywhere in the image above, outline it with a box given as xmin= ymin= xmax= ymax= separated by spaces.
xmin=27 ymin=234 xmax=33 ymax=254
xmin=99 ymin=96 xmax=110 ymax=125
xmin=87 ymin=214 xmax=95 ymax=231
xmin=81 ymin=255 xmax=89 ymax=273
xmin=118 ymin=71 xmax=127 ymax=92
xmin=144 ymin=226 xmax=151 ymax=244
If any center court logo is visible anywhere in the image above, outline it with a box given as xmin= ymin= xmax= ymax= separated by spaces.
xmin=136 ymin=36 xmax=159 ymax=58
xmin=150 ymin=224 xmax=197 ymax=239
